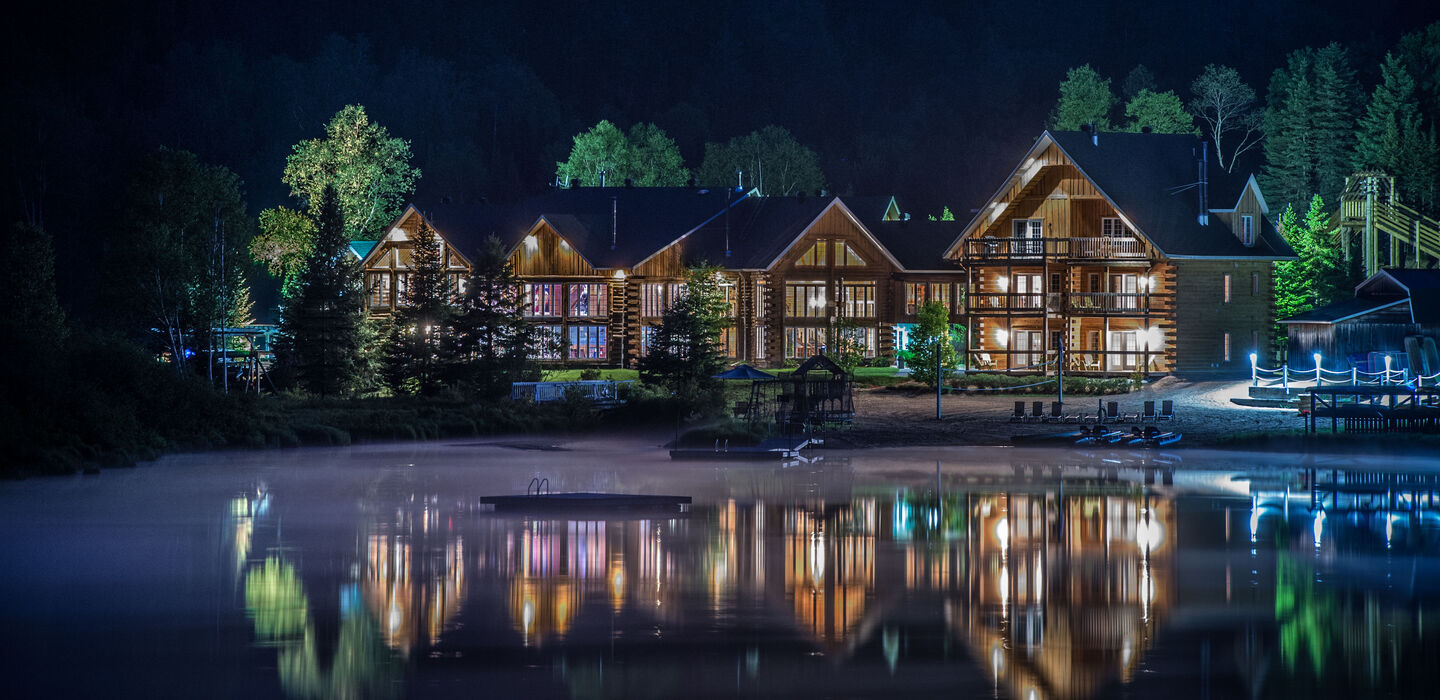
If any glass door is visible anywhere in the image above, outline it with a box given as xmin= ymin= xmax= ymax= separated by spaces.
xmin=1107 ymin=331 xmax=1138 ymax=371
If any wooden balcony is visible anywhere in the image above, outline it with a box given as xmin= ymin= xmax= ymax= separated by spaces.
xmin=968 ymin=292 xmax=1167 ymax=315
xmin=961 ymin=236 xmax=1148 ymax=261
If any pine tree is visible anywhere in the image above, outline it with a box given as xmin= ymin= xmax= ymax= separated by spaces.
xmin=276 ymin=185 xmax=365 ymax=397
xmin=382 ymin=220 xmax=454 ymax=396
xmin=639 ymin=264 xmax=728 ymax=409
xmin=907 ymin=301 xmax=958 ymax=388
xmin=1275 ymin=195 xmax=1347 ymax=351
xmin=1262 ymin=52 xmax=1318 ymax=214
xmin=453 ymin=236 xmax=536 ymax=398
xmin=1310 ymin=44 xmax=1361 ymax=203
xmin=1355 ymin=53 xmax=1420 ymax=173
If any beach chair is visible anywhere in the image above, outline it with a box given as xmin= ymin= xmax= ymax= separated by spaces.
xmin=1028 ymin=401 xmax=1045 ymax=421
xmin=1157 ymin=400 xmax=1175 ymax=421
xmin=1141 ymin=401 xmax=1156 ymax=422
xmin=1044 ymin=401 xmax=1064 ymax=423
xmin=1104 ymin=401 xmax=1126 ymax=422
xmin=1010 ymin=401 xmax=1026 ymax=422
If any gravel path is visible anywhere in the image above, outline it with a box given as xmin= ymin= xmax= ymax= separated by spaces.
xmin=835 ymin=376 xmax=1301 ymax=447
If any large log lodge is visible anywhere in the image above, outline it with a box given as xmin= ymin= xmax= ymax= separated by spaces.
xmin=353 ymin=130 xmax=1294 ymax=375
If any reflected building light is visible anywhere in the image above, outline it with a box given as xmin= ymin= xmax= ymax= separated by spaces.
xmin=1313 ymin=510 xmax=1326 ymax=548
xmin=999 ymin=564 xmax=1010 ymax=616
xmin=990 ymin=641 xmax=1005 ymax=685
xmin=1249 ymin=507 xmax=1260 ymax=543
xmin=996 ymin=518 xmax=1010 ymax=558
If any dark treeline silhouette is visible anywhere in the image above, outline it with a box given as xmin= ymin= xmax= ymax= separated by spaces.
xmin=5 ymin=0 xmax=1438 ymax=318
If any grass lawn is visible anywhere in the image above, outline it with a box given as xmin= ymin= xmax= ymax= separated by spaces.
xmin=540 ymin=368 xmax=641 ymax=381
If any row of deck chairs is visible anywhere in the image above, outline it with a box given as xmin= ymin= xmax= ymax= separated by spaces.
xmin=1010 ymin=400 xmax=1175 ymax=423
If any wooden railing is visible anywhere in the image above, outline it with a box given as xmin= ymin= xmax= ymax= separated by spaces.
xmin=962 ymin=236 xmax=1147 ymax=260
xmin=968 ymin=292 xmax=1163 ymax=314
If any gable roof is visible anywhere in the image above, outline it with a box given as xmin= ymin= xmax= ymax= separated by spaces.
xmin=950 ymin=131 xmax=1295 ymax=261
xmin=1279 ymin=297 xmax=1411 ymax=324
xmin=1363 ymin=269 xmax=1440 ymax=324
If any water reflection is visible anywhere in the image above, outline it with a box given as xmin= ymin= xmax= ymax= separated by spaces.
xmin=218 ymin=453 xmax=1440 ymax=699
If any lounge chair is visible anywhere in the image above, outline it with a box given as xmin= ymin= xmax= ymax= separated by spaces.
xmin=1028 ymin=401 xmax=1045 ymax=421
xmin=1044 ymin=401 xmax=1064 ymax=423
xmin=1104 ymin=401 xmax=1120 ymax=422
xmin=1010 ymin=401 xmax=1026 ymax=422
xmin=1140 ymin=400 xmax=1156 ymax=422
xmin=1158 ymin=399 xmax=1175 ymax=421
xmin=1121 ymin=404 xmax=1141 ymax=422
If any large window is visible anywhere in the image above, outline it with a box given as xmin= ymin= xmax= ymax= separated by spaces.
xmin=639 ymin=325 xmax=659 ymax=357
xmin=1223 ymin=273 xmax=1231 ymax=303
xmin=837 ymin=326 xmax=878 ymax=358
xmin=368 ymin=273 xmax=391 ymax=308
xmin=784 ymin=282 xmax=828 ymax=318
xmin=1013 ymin=219 xmax=1043 ymax=255
xmin=905 ymin=283 xmax=950 ymax=315
xmin=567 ymin=325 xmax=606 ymax=360
xmin=720 ymin=282 xmax=738 ymax=317
xmin=840 ymin=282 xmax=876 ymax=318
xmin=524 ymin=283 xmax=562 ymax=317
xmin=797 ymin=241 xmax=827 ymax=266
xmin=785 ymin=327 xmax=826 ymax=358
xmin=719 ymin=327 xmax=739 ymax=358
xmin=1102 ymin=217 xmax=1131 ymax=237
xmin=641 ymin=282 xmax=685 ymax=317
xmin=568 ymin=283 xmax=608 ymax=318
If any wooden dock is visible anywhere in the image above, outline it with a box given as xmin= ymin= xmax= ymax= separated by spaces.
xmin=669 ymin=437 xmax=822 ymax=461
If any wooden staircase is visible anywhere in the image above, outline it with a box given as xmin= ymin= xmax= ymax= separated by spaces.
xmin=1333 ymin=173 xmax=1440 ymax=276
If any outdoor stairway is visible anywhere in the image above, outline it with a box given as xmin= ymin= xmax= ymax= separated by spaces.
xmin=1333 ymin=173 xmax=1440 ymax=276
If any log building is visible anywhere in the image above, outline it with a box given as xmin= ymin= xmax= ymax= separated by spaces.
xmin=352 ymin=130 xmax=1294 ymax=375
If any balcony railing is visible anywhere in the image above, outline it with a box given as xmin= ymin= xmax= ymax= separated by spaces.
xmin=968 ymin=292 xmax=1164 ymax=314
xmin=963 ymin=236 xmax=1147 ymax=260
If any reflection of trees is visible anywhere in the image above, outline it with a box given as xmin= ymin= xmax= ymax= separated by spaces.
xmin=243 ymin=556 xmax=402 ymax=699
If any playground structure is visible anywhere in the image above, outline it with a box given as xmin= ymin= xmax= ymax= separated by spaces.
xmin=1334 ymin=173 xmax=1440 ymax=277
xmin=744 ymin=355 xmax=855 ymax=432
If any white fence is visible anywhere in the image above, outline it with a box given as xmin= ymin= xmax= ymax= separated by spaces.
xmin=1250 ymin=353 xmax=1440 ymax=388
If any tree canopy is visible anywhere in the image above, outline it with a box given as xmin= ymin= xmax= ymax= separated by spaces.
xmin=281 ymin=104 xmax=420 ymax=239
xmin=1049 ymin=65 xmax=1117 ymax=131
xmin=1123 ymin=89 xmax=1195 ymax=134
xmin=906 ymin=301 xmax=959 ymax=388
xmin=1274 ymin=194 xmax=1347 ymax=338
xmin=555 ymin=120 xmax=688 ymax=187
xmin=695 ymin=125 xmax=825 ymax=196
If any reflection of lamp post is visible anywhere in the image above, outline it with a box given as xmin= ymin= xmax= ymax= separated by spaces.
xmin=1385 ymin=354 xmax=1393 ymax=384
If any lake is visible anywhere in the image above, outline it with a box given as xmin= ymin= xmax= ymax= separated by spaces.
xmin=3 ymin=438 xmax=1439 ymax=699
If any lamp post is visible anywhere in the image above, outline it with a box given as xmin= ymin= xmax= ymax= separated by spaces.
xmin=1250 ymin=353 xmax=1258 ymax=386
xmin=1313 ymin=353 xmax=1322 ymax=384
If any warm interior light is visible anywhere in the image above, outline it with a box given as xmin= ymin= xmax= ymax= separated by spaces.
xmin=996 ymin=329 xmax=1009 ymax=347
xmin=523 ymin=234 xmax=538 ymax=251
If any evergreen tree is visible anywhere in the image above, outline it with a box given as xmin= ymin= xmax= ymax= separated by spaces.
xmin=1310 ymin=44 xmax=1361 ymax=201
xmin=1275 ymin=195 xmax=1347 ymax=348
xmin=382 ymin=220 xmax=454 ymax=396
xmin=453 ymin=235 xmax=536 ymax=398
xmin=639 ymin=264 xmax=728 ymax=409
xmin=908 ymin=301 xmax=958 ymax=388
xmin=1354 ymin=52 xmax=1435 ymax=210
xmin=1123 ymin=89 xmax=1195 ymax=134
xmin=275 ymin=185 xmax=365 ymax=397
xmin=1262 ymin=45 xmax=1361 ymax=212
xmin=1049 ymin=65 xmax=1116 ymax=131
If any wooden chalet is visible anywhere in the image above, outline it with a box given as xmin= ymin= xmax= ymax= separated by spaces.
xmin=354 ymin=188 xmax=965 ymax=368
xmin=944 ymin=130 xmax=1295 ymax=375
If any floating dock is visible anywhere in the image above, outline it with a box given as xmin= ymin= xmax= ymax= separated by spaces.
xmin=480 ymin=492 xmax=691 ymax=514
xmin=669 ymin=437 xmax=822 ymax=461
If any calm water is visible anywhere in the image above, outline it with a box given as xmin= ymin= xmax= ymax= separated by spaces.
xmin=3 ymin=439 xmax=1440 ymax=699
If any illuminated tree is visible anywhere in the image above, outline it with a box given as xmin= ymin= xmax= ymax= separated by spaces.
xmin=696 ymin=125 xmax=825 ymax=196
xmin=555 ymin=120 xmax=689 ymax=187
xmin=626 ymin=122 xmax=689 ymax=186
xmin=1049 ymin=65 xmax=1116 ymax=131
xmin=249 ymin=206 xmax=315 ymax=299
xmin=1123 ymin=89 xmax=1196 ymax=134
xmin=907 ymin=301 xmax=959 ymax=388
xmin=1189 ymin=64 xmax=1262 ymax=172
xmin=640 ymin=264 xmax=728 ymax=408
xmin=1275 ymin=195 xmax=1346 ymax=349
xmin=381 ymin=221 xmax=454 ymax=396
xmin=281 ymin=104 xmax=420 ymax=239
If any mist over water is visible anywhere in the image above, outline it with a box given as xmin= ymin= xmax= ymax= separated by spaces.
xmin=3 ymin=439 xmax=1439 ymax=699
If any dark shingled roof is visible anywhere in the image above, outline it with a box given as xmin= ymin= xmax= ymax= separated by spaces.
xmin=1048 ymin=131 xmax=1295 ymax=259
xmin=1279 ymin=297 xmax=1410 ymax=324
xmin=1367 ymin=269 xmax=1440 ymax=324
xmin=866 ymin=219 xmax=963 ymax=270
xmin=414 ymin=187 xmax=741 ymax=268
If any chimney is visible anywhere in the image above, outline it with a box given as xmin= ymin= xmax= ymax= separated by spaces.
xmin=1197 ymin=141 xmax=1210 ymax=226
xmin=624 ymin=177 xmax=635 ymax=188
xmin=611 ymin=196 xmax=618 ymax=250
xmin=1090 ymin=123 xmax=1098 ymax=146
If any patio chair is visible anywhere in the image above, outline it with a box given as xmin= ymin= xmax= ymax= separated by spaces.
xmin=1028 ymin=401 xmax=1045 ymax=421
xmin=1104 ymin=401 xmax=1122 ymax=422
xmin=1045 ymin=401 xmax=1064 ymax=423
xmin=1140 ymin=401 xmax=1156 ymax=422
xmin=975 ymin=353 xmax=995 ymax=370
xmin=1120 ymin=403 xmax=1140 ymax=422
xmin=1010 ymin=401 xmax=1026 ymax=422
xmin=1157 ymin=400 xmax=1175 ymax=421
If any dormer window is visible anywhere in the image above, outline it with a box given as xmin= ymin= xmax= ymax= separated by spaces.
xmin=1241 ymin=215 xmax=1254 ymax=246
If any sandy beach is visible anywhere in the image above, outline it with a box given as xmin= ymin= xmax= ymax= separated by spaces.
xmin=836 ymin=376 xmax=1301 ymax=447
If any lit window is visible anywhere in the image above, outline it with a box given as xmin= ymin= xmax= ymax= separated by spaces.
xmin=1241 ymin=215 xmax=1254 ymax=246
xmin=784 ymin=283 xmax=828 ymax=318
xmin=567 ymin=325 xmax=607 ymax=360
xmin=532 ymin=325 xmax=563 ymax=359
xmin=367 ymin=273 xmax=391 ymax=308
xmin=904 ymin=283 xmax=926 ymax=315
xmin=1223 ymin=273 xmax=1231 ymax=303
xmin=1102 ymin=217 xmax=1131 ymax=237
xmin=567 ymin=283 xmax=608 ymax=318
xmin=1251 ymin=272 xmax=1259 ymax=296
xmin=836 ymin=326 xmax=878 ymax=357
xmin=785 ymin=327 xmax=826 ymax=358
xmin=720 ymin=282 xmax=738 ymax=317
xmin=718 ymin=327 xmax=739 ymax=358
xmin=1223 ymin=332 xmax=1231 ymax=362
xmin=523 ymin=283 xmax=562 ymax=317
xmin=840 ymin=283 xmax=876 ymax=318
xmin=837 ymin=242 xmax=866 ymax=266
xmin=797 ymin=241 xmax=827 ymax=266
xmin=639 ymin=325 xmax=659 ymax=357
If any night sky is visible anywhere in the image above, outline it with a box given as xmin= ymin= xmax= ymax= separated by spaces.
xmin=7 ymin=0 xmax=1438 ymax=314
